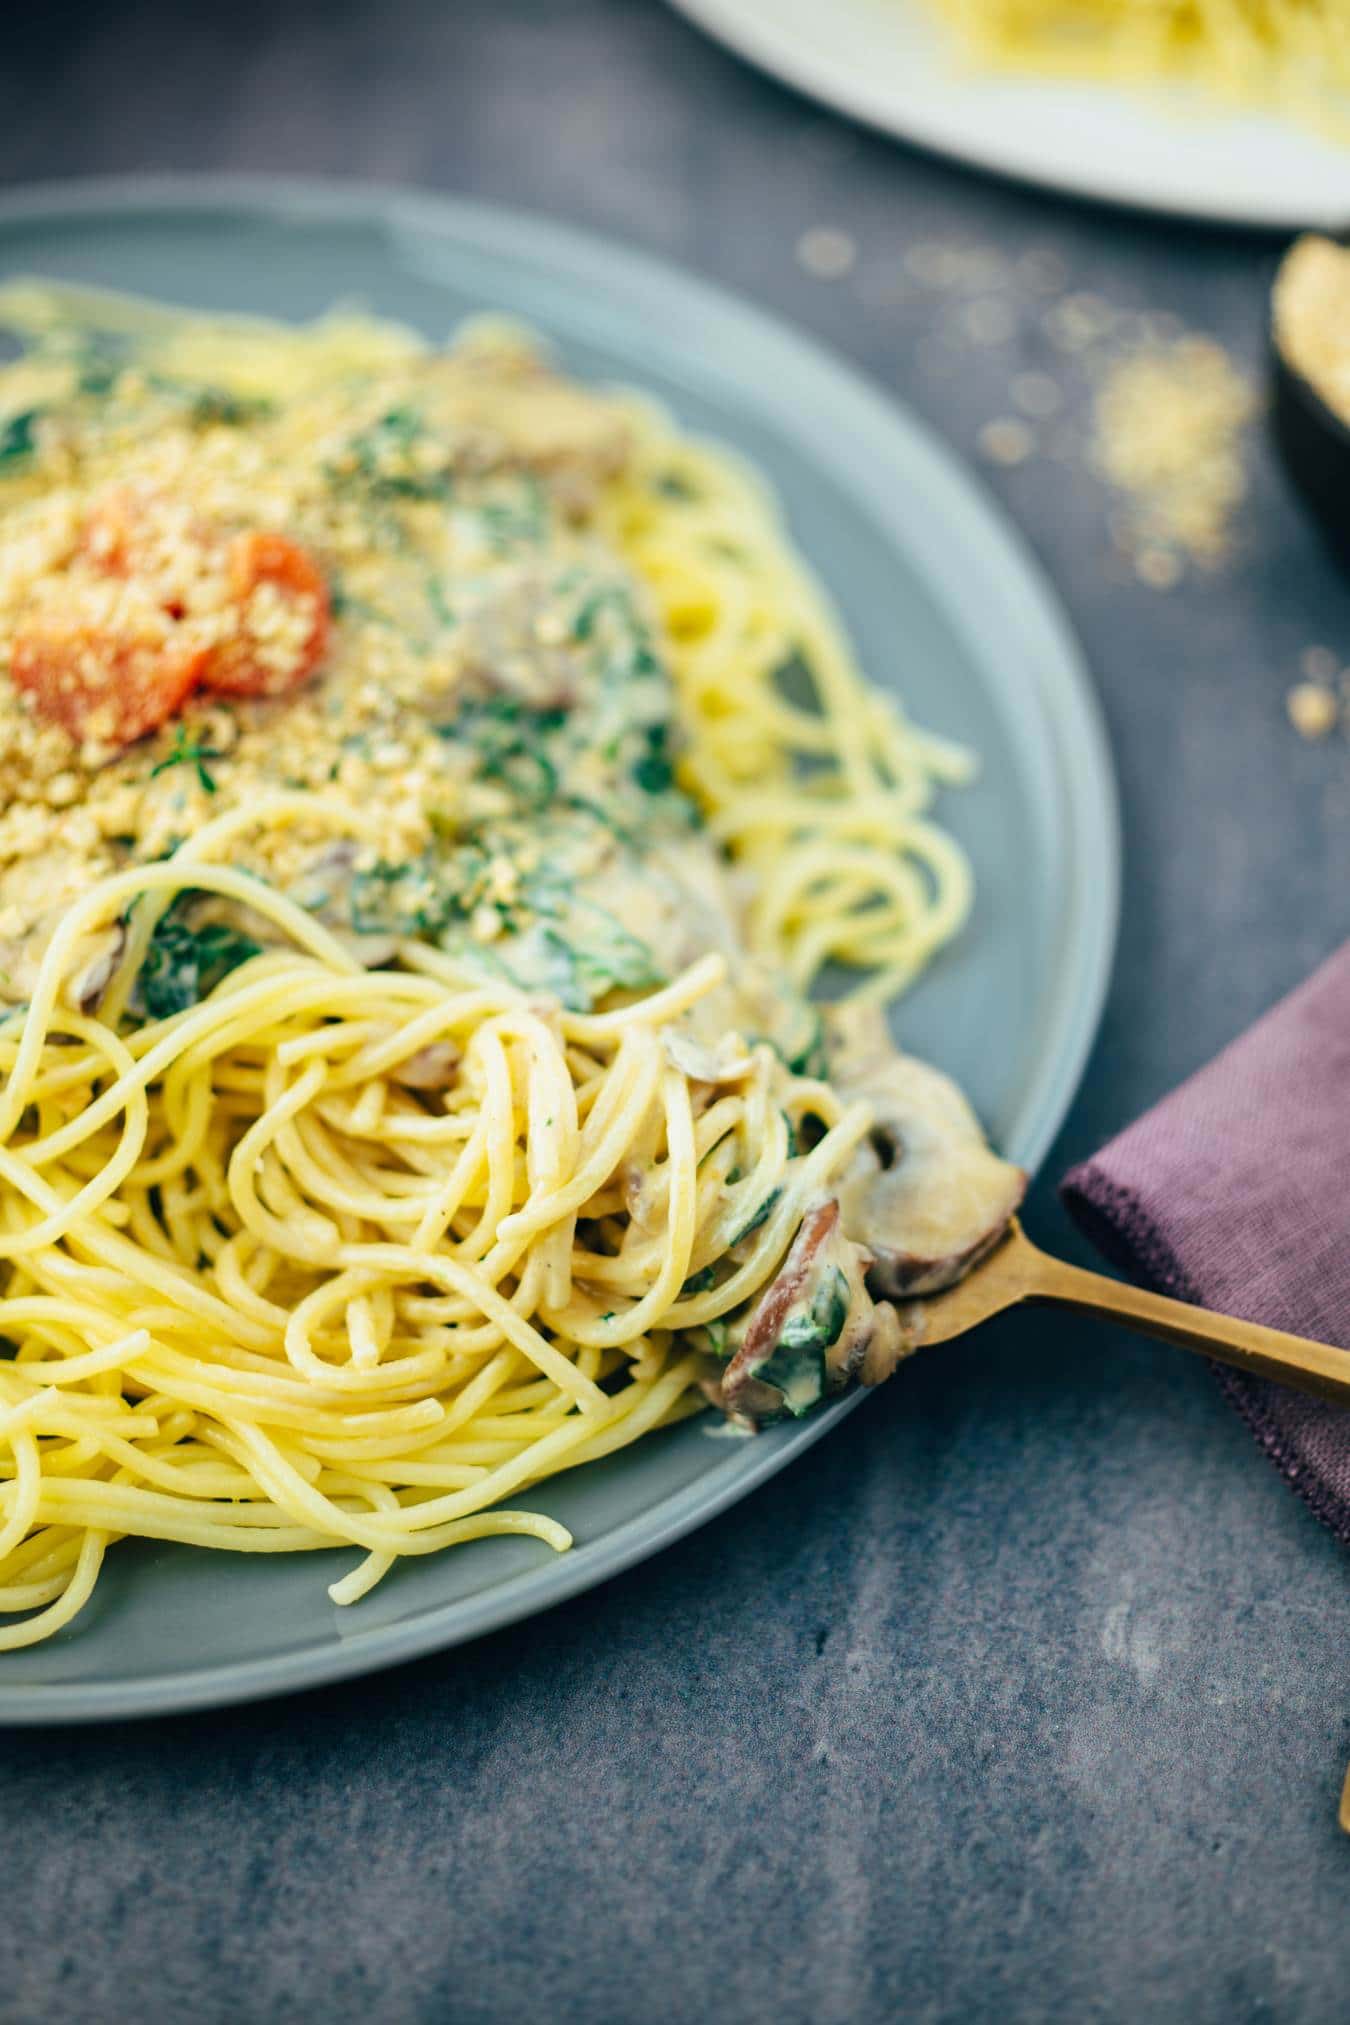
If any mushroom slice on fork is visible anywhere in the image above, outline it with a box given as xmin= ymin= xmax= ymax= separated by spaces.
xmin=827 ymin=1004 xmax=1026 ymax=1300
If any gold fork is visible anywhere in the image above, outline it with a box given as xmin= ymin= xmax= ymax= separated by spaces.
xmin=897 ymin=1220 xmax=1350 ymax=1408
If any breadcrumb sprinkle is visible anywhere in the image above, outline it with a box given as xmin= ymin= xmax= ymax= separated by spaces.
xmin=0 ymin=298 xmax=636 ymax=999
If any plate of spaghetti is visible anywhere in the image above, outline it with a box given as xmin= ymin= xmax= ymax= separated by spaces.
xmin=0 ymin=178 xmax=1115 ymax=1718
xmin=670 ymin=0 xmax=1350 ymax=227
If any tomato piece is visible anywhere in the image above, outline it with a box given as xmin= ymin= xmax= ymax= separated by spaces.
xmin=11 ymin=500 xmax=328 ymax=745
xmin=82 ymin=487 xmax=214 ymax=623
xmin=10 ymin=623 xmax=205 ymax=746
xmin=197 ymin=531 xmax=330 ymax=699
xmin=81 ymin=488 xmax=145 ymax=575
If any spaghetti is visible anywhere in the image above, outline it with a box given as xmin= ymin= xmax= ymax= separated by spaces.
xmin=924 ymin=0 xmax=1350 ymax=138
xmin=0 ymin=285 xmax=995 ymax=1646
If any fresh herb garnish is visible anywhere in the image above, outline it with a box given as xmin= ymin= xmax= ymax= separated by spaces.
xmin=150 ymin=727 xmax=225 ymax=795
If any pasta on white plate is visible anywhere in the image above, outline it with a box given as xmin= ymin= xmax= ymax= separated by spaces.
xmin=922 ymin=0 xmax=1350 ymax=139
xmin=0 ymin=282 xmax=1022 ymax=1646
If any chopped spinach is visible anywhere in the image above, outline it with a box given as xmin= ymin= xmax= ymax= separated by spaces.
xmin=134 ymin=371 xmax=274 ymax=428
xmin=785 ymin=1006 xmax=827 ymax=1080
xmin=426 ymin=575 xmax=456 ymax=630
xmin=562 ymin=900 xmax=664 ymax=1005
xmin=332 ymin=407 xmax=453 ymax=501
xmin=349 ymin=856 xmax=458 ymax=940
xmin=497 ymin=904 xmax=664 ymax=1012
xmin=750 ymin=1265 xmax=850 ymax=1418
xmin=70 ymin=329 xmax=129 ymax=399
xmin=78 ymin=362 xmax=120 ymax=398
xmin=751 ymin=1003 xmax=827 ymax=1082
xmin=330 ymin=585 xmax=393 ymax=627
xmin=570 ymin=583 xmax=628 ymax=642
xmin=633 ymin=722 xmax=674 ymax=795
xmin=0 ymin=408 xmax=40 ymax=468
xmin=681 ymin=1263 xmax=720 ymax=1296
xmin=440 ymin=697 xmax=564 ymax=812
xmin=474 ymin=474 xmax=547 ymax=550
xmin=728 ymin=1186 xmax=781 ymax=1248
xmin=185 ymin=385 xmax=272 ymax=428
xmin=478 ymin=736 xmax=558 ymax=809
xmin=137 ymin=912 xmax=262 ymax=1020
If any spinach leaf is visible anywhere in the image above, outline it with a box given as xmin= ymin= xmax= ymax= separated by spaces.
xmin=728 ymin=1186 xmax=782 ymax=1248
xmin=474 ymin=474 xmax=546 ymax=550
xmin=750 ymin=1003 xmax=828 ymax=1082
xmin=751 ymin=1265 xmax=850 ymax=1418
xmin=440 ymin=697 xmax=565 ymax=812
xmin=185 ymin=385 xmax=272 ymax=428
xmin=349 ymin=856 xmax=458 ymax=939
xmin=137 ymin=914 xmax=262 ymax=1020
xmin=0 ymin=409 xmax=40 ymax=468
xmin=565 ymin=900 xmax=664 ymax=1005
xmin=680 ymin=1263 xmax=720 ymax=1296
xmin=703 ymin=1317 xmax=730 ymax=1357
xmin=491 ymin=904 xmax=664 ymax=1013
xmin=632 ymin=722 xmax=674 ymax=795
xmin=332 ymin=407 xmax=452 ymax=501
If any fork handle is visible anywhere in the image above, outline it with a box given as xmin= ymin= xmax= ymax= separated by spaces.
xmin=1016 ymin=1233 xmax=1350 ymax=1408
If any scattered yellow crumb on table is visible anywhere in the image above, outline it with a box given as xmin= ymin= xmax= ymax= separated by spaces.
xmin=1093 ymin=336 xmax=1256 ymax=574
xmin=977 ymin=417 xmax=1035 ymax=467
xmin=795 ymin=227 xmax=857 ymax=281
xmin=1286 ymin=682 xmax=1340 ymax=742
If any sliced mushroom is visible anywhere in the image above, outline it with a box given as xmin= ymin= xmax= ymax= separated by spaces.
xmin=714 ymin=1193 xmax=916 ymax=1421
xmin=833 ymin=1050 xmax=1026 ymax=1298
xmin=451 ymin=568 xmax=583 ymax=714
xmin=339 ymin=931 xmax=402 ymax=970
xmin=424 ymin=348 xmax=631 ymax=514
xmin=69 ymin=924 xmax=126 ymax=1014
xmin=720 ymin=1199 xmax=842 ymax=1420
xmin=661 ymin=1025 xmax=754 ymax=1087
xmin=827 ymin=1276 xmax=908 ymax=1391
xmin=389 ymin=1041 xmax=461 ymax=1091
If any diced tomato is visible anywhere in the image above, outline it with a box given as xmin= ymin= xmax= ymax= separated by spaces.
xmin=196 ymin=531 xmax=330 ymax=699
xmin=81 ymin=488 xmax=147 ymax=575
xmin=9 ymin=498 xmax=329 ymax=749
xmin=10 ymin=624 xmax=205 ymax=746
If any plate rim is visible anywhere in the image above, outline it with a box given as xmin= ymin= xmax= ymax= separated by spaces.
xmin=0 ymin=172 xmax=1119 ymax=1721
xmin=667 ymin=0 xmax=1350 ymax=229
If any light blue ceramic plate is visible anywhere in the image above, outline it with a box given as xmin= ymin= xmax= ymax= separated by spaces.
xmin=0 ymin=178 xmax=1119 ymax=1720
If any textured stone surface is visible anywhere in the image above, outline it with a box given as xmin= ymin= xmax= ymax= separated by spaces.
xmin=3 ymin=3 xmax=1350 ymax=2019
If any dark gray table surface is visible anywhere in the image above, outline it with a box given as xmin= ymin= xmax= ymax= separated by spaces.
xmin=4 ymin=4 xmax=1350 ymax=2021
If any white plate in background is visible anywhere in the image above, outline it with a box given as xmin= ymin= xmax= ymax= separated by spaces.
xmin=670 ymin=0 xmax=1350 ymax=229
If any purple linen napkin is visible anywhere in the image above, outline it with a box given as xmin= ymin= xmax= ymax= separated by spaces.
xmin=1061 ymin=942 xmax=1350 ymax=1542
